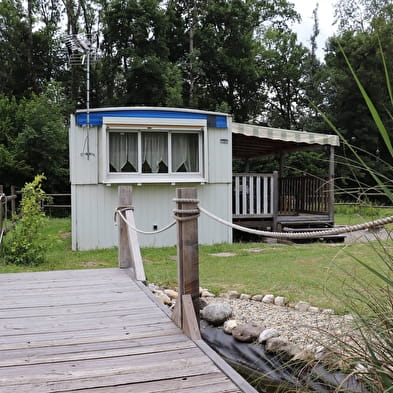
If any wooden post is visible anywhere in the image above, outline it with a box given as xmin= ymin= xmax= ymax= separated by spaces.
xmin=279 ymin=153 xmax=285 ymax=178
xmin=0 ymin=185 xmax=3 ymax=232
xmin=174 ymin=188 xmax=200 ymax=329
xmin=117 ymin=186 xmax=132 ymax=269
xmin=272 ymin=171 xmax=279 ymax=231
xmin=328 ymin=145 xmax=335 ymax=222
xmin=10 ymin=186 xmax=16 ymax=217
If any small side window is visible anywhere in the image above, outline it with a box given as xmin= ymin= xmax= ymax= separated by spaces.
xmin=109 ymin=132 xmax=138 ymax=172
xmin=141 ymin=132 xmax=168 ymax=173
xmin=172 ymin=133 xmax=199 ymax=172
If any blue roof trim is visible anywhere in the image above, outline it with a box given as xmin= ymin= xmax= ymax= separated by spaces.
xmin=76 ymin=109 xmax=227 ymax=128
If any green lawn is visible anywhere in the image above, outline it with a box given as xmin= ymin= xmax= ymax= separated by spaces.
xmin=0 ymin=214 xmax=392 ymax=314
xmin=334 ymin=204 xmax=393 ymax=225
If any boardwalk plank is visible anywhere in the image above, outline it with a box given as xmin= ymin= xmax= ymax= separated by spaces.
xmin=0 ymin=269 xmax=255 ymax=393
xmin=60 ymin=373 xmax=240 ymax=393
xmin=0 ymin=335 xmax=191 ymax=366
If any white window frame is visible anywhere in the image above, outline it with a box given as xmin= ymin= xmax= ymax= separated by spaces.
xmin=100 ymin=117 xmax=208 ymax=184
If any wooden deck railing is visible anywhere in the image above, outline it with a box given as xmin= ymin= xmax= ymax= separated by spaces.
xmin=233 ymin=174 xmax=275 ymax=217
xmin=0 ymin=185 xmax=17 ymax=240
xmin=232 ymin=174 xmax=331 ymax=219
xmin=279 ymin=176 xmax=329 ymax=215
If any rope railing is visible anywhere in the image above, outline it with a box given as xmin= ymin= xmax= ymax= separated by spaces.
xmin=115 ymin=198 xmax=393 ymax=240
xmin=199 ymin=206 xmax=393 ymax=239
xmin=115 ymin=207 xmax=176 ymax=235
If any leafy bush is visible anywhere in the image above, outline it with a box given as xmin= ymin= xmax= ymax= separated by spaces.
xmin=1 ymin=175 xmax=48 ymax=265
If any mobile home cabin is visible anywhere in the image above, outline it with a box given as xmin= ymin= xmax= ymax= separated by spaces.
xmin=69 ymin=107 xmax=339 ymax=250
xmin=70 ymin=107 xmax=232 ymax=250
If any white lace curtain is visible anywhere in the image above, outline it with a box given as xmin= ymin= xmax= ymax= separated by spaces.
xmin=142 ymin=132 xmax=168 ymax=173
xmin=109 ymin=133 xmax=138 ymax=172
xmin=172 ymin=133 xmax=199 ymax=172
xmin=109 ymin=131 xmax=199 ymax=173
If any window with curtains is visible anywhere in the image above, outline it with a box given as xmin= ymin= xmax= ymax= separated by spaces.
xmin=108 ymin=130 xmax=200 ymax=175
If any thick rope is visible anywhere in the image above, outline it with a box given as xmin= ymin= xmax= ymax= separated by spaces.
xmin=173 ymin=198 xmax=200 ymax=204
xmin=199 ymin=206 xmax=393 ymax=239
xmin=116 ymin=209 xmax=176 ymax=235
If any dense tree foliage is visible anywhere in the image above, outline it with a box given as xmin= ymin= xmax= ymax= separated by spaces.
xmin=0 ymin=0 xmax=392 ymax=198
xmin=325 ymin=2 xmax=393 ymax=195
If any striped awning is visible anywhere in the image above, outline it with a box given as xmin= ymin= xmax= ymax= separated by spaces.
xmin=232 ymin=123 xmax=339 ymax=147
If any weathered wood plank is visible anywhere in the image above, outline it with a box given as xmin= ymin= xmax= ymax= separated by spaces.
xmin=118 ymin=186 xmax=133 ymax=269
xmin=182 ymin=294 xmax=201 ymax=340
xmin=125 ymin=208 xmax=146 ymax=281
xmin=0 ymin=339 xmax=195 ymax=367
xmin=63 ymin=373 xmax=241 ymax=393
xmin=0 ymin=268 xmax=126 ymax=281
xmin=0 ymin=313 xmax=170 ymax=336
xmin=0 ymin=347 xmax=209 ymax=385
xmin=1 ymin=366 xmax=233 ymax=393
xmin=0 ymin=269 xmax=255 ymax=393
xmin=0 ymin=302 xmax=154 ymax=319
xmin=0 ymin=322 xmax=182 ymax=348
xmin=0 ymin=334 xmax=190 ymax=366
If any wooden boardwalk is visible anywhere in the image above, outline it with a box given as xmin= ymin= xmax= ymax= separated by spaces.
xmin=0 ymin=268 xmax=256 ymax=393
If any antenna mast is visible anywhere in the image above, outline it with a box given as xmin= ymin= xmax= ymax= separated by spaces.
xmin=64 ymin=34 xmax=96 ymax=159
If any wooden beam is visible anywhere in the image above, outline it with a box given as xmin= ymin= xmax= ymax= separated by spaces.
xmin=117 ymin=186 xmax=132 ymax=269
xmin=125 ymin=209 xmax=145 ymax=282
xmin=181 ymin=295 xmax=201 ymax=340
xmin=0 ymin=185 xmax=3 ymax=233
xmin=272 ymin=171 xmax=279 ymax=231
xmin=175 ymin=188 xmax=200 ymax=329
xmin=10 ymin=185 xmax=16 ymax=216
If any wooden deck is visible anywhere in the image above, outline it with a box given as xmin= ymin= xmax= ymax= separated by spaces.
xmin=0 ymin=268 xmax=255 ymax=393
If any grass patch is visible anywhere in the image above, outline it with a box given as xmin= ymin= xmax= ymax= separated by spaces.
xmin=0 ymin=215 xmax=391 ymax=313
xmin=0 ymin=218 xmax=117 ymax=273
xmin=335 ymin=204 xmax=393 ymax=225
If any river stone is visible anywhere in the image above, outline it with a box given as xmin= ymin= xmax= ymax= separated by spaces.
xmin=223 ymin=319 xmax=238 ymax=334
xmin=197 ymin=298 xmax=208 ymax=310
xmin=258 ymin=328 xmax=280 ymax=344
xmin=226 ymin=290 xmax=240 ymax=299
xmin=232 ymin=323 xmax=264 ymax=343
xmin=251 ymin=294 xmax=263 ymax=301
xmin=293 ymin=347 xmax=315 ymax=362
xmin=148 ymin=283 xmax=160 ymax=292
xmin=265 ymin=337 xmax=290 ymax=353
xmin=201 ymin=289 xmax=215 ymax=297
xmin=294 ymin=301 xmax=310 ymax=312
xmin=262 ymin=294 xmax=275 ymax=304
xmin=200 ymin=303 xmax=232 ymax=326
xmin=164 ymin=289 xmax=178 ymax=299
xmin=155 ymin=291 xmax=171 ymax=305
xmin=274 ymin=296 xmax=287 ymax=306
xmin=240 ymin=293 xmax=251 ymax=300
xmin=309 ymin=306 xmax=320 ymax=313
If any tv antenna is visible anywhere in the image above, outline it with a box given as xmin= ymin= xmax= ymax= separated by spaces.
xmin=64 ymin=33 xmax=98 ymax=159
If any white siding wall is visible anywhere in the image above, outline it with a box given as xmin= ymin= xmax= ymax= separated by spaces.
xmin=70 ymin=119 xmax=232 ymax=250
xmin=71 ymin=183 xmax=232 ymax=250
xmin=69 ymin=115 xmax=98 ymax=185
xmin=207 ymin=127 xmax=232 ymax=183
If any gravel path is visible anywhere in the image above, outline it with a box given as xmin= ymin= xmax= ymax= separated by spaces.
xmin=204 ymin=296 xmax=356 ymax=351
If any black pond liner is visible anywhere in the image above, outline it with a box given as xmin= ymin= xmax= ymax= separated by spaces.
xmin=202 ymin=327 xmax=365 ymax=393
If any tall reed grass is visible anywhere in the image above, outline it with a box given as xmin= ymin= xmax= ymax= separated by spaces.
xmin=314 ymin=40 xmax=393 ymax=392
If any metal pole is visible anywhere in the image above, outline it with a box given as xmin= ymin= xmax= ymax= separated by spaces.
xmin=86 ymin=45 xmax=91 ymax=159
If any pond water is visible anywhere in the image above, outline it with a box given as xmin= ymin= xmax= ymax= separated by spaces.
xmin=202 ymin=327 xmax=364 ymax=393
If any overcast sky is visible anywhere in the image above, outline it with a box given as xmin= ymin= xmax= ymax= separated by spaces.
xmin=290 ymin=0 xmax=337 ymax=59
